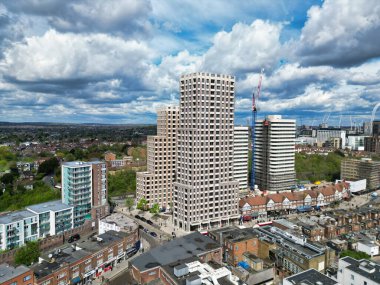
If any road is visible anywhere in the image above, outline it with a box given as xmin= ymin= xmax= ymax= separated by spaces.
xmin=110 ymin=270 xmax=137 ymax=285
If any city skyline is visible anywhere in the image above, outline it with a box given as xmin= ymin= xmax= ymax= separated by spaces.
xmin=0 ymin=0 xmax=379 ymax=125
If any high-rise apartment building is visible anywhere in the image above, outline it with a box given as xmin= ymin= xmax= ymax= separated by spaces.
xmin=173 ymin=72 xmax=239 ymax=231
xmin=62 ymin=161 xmax=108 ymax=227
xmin=341 ymin=158 xmax=380 ymax=189
xmin=255 ymin=115 xmax=296 ymax=192
xmin=233 ymin=126 xmax=249 ymax=191
xmin=136 ymin=106 xmax=179 ymax=208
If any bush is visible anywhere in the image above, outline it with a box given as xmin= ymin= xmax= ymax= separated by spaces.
xmin=340 ymin=249 xmax=370 ymax=260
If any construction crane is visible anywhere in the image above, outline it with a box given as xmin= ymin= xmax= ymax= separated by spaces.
xmin=250 ymin=69 xmax=264 ymax=191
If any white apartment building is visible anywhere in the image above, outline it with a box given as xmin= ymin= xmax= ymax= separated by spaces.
xmin=136 ymin=106 xmax=179 ymax=209
xmin=27 ymin=200 xmax=74 ymax=237
xmin=255 ymin=115 xmax=296 ymax=192
xmin=338 ymin=257 xmax=380 ymax=285
xmin=0 ymin=200 xmax=74 ymax=250
xmin=173 ymin=72 xmax=239 ymax=231
xmin=233 ymin=126 xmax=249 ymax=191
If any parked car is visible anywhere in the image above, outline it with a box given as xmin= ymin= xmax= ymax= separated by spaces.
xmin=135 ymin=215 xmax=141 ymax=219
xmin=140 ymin=217 xmax=147 ymax=222
xmin=138 ymin=225 xmax=144 ymax=230
xmin=143 ymin=228 xmax=149 ymax=233
xmin=147 ymin=220 xmax=153 ymax=225
xmin=150 ymin=231 xmax=157 ymax=237
xmin=68 ymin=234 xmax=80 ymax=243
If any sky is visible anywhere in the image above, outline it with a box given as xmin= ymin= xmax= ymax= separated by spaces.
xmin=0 ymin=0 xmax=380 ymax=126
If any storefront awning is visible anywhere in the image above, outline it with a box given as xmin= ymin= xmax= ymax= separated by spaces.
xmin=71 ymin=276 xmax=81 ymax=284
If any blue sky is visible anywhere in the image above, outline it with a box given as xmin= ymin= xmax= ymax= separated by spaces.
xmin=0 ymin=0 xmax=379 ymax=126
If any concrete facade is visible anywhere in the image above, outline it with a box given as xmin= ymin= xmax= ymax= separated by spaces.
xmin=234 ymin=126 xmax=249 ymax=191
xmin=255 ymin=115 xmax=296 ymax=192
xmin=136 ymin=106 xmax=179 ymax=209
xmin=173 ymin=72 xmax=239 ymax=231
xmin=341 ymin=158 xmax=380 ymax=189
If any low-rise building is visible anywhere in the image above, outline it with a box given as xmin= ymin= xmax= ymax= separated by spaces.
xmin=357 ymin=239 xmax=379 ymax=257
xmin=161 ymin=259 xmax=240 ymax=285
xmin=255 ymin=226 xmax=334 ymax=275
xmin=338 ymin=257 xmax=380 ymax=285
xmin=130 ymin=232 xmax=222 ymax=284
xmin=0 ymin=263 xmax=35 ymax=285
xmin=98 ymin=213 xmax=137 ymax=235
xmin=283 ymin=268 xmax=339 ymax=285
xmin=32 ymin=230 xmax=139 ymax=285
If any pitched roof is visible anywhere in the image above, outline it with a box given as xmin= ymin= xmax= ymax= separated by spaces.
xmin=239 ymin=196 xmax=268 ymax=207
xmin=318 ymin=186 xmax=336 ymax=196
xmin=267 ymin=194 xmax=284 ymax=203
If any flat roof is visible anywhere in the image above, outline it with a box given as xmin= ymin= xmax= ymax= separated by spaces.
xmin=0 ymin=210 xmax=36 ymax=224
xmin=101 ymin=213 xmax=136 ymax=230
xmin=62 ymin=161 xmax=104 ymax=167
xmin=35 ymin=230 xmax=129 ymax=279
xmin=342 ymin=257 xmax=380 ymax=283
xmin=131 ymin=232 xmax=220 ymax=272
xmin=285 ymin=268 xmax=337 ymax=285
xmin=0 ymin=264 xmax=31 ymax=283
xmin=27 ymin=200 xmax=73 ymax=213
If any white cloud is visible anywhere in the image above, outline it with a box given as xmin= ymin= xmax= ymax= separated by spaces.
xmin=297 ymin=0 xmax=380 ymax=66
xmin=202 ymin=20 xmax=283 ymax=74
xmin=1 ymin=29 xmax=153 ymax=82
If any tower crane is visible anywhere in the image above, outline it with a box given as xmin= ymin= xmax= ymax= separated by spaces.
xmin=250 ymin=69 xmax=264 ymax=191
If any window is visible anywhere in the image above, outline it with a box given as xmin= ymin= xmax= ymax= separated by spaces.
xmin=23 ymin=275 xmax=31 ymax=282
xmin=351 ymin=274 xmax=354 ymax=280
xmin=364 ymin=282 xmax=367 ymax=285
xmin=10 ymin=282 xmax=17 ymax=285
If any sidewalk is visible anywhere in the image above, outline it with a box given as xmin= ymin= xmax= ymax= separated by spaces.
xmin=91 ymin=247 xmax=145 ymax=285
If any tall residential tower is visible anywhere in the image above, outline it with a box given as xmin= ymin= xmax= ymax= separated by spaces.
xmin=255 ymin=115 xmax=296 ymax=192
xmin=173 ymin=72 xmax=239 ymax=231
xmin=62 ymin=161 xmax=108 ymax=227
xmin=233 ymin=126 xmax=249 ymax=191
xmin=136 ymin=106 xmax=179 ymax=209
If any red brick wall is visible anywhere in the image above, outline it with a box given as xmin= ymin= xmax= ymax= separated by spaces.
xmin=2 ymin=269 xmax=34 ymax=285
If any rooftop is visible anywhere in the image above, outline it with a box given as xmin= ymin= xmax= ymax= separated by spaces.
xmin=341 ymin=257 xmax=380 ymax=283
xmin=284 ymin=268 xmax=338 ymax=285
xmin=27 ymin=200 xmax=73 ymax=213
xmin=62 ymin=161 xmax=104 ymax=167
xmin=0 ymin=209 xmax=36 ymax=224
xmin=0 ymin=264 xmax=31 ymax=283
xmin=100 ymin=213 xmax=137 ymax=231
xmin=34 ymin=230 xmax=128 ymax=279
xmin=131 ymin=232 xmax=220 ymax=272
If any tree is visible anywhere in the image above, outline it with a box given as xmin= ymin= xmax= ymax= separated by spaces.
xmin=38 ymin=157 xmax=59 ymax=175
xmin=149 ymin=203 xmax=159 ymax=214
xmin=125 ymin=197 xmax=134 ymax=211
xmin=137 ymin=198 xmax=148 ymax=211
xmin=0 ymin=173 xmax=14 ymax=185
xmin=14 ymin=241 xmax=40 ymax=266
xmin=108 ymin=170 xmax=136 ymax=197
